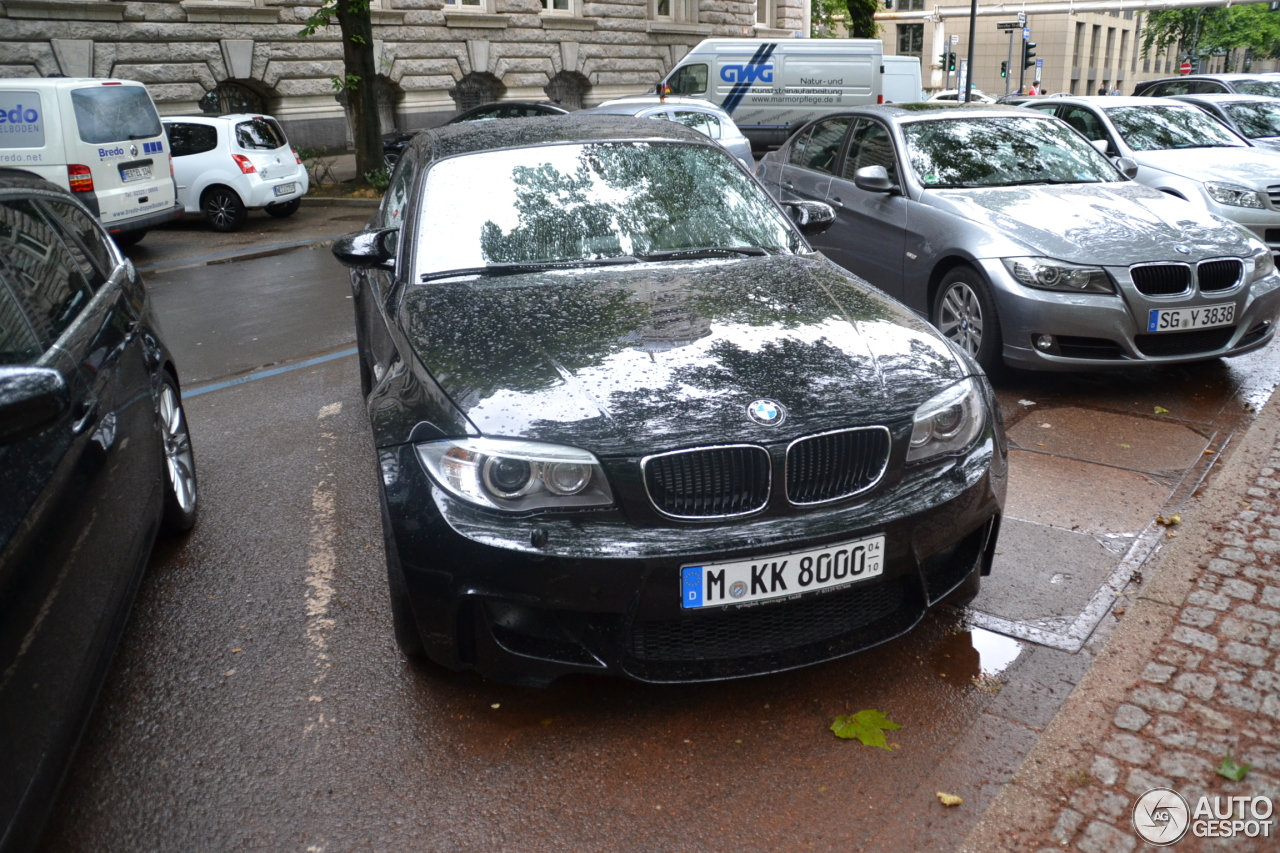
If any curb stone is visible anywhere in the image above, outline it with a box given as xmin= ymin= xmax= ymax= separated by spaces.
xmin=961 ymin=387 xmax=1280 ymax=852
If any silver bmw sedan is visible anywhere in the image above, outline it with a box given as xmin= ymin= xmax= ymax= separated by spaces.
xmin=755 ymin=104 xmax=1280 ymax=373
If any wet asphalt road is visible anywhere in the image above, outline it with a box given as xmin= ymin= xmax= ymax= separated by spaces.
xmin=33 ymin=215 xmax=1280 ymax=852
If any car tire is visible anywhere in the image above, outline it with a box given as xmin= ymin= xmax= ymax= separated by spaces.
xmin=112 ymin=229 xmax=147 ymax=249
xmin=201 ymin=186 xmax=248 ymax=232
xmin=157 ymin=375 xmax=198 ymax=534
xmin=933 ymin=266 xmax=1005 ymax=376
xmin=265 ymin=199 xmax=301 ymax=219
xmin=380 ymin=481 xmax=426 ymax=659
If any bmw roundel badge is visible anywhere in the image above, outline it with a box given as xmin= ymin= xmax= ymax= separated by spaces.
xmin=1174 ymin=245 xmax=1191 ymax=255
xmin=747 ymin=399 xmax=786 ymax=426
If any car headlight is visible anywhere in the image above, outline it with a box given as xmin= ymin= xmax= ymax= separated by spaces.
xmin=1002 ymin=257 xmax=1114 ymax=293
xmin=1249 ymin=245 xmax=1277 ymax=282
xmin=907 ymin=378 xmax=986 ymax=463
xmin=415 ymin=438 xmax=615 ymax=512
xmin=1205 ymin=182 xmax=1266 ymax=209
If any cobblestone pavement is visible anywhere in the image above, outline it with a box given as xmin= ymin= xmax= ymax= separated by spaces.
xmin=1030 ymin=438 xmax=1280 ymax=850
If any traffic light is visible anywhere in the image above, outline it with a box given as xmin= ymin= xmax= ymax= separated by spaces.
xmin=1000 ymin=60 xmax=1008 ymax=78
xmin=948 ymin=52 xmax=957 ymax=72
xmin=1023 ymin=41 xmax=1037 ymax=70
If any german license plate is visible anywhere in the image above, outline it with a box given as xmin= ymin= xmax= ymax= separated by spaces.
xmin=1147 ymin=303 xmax=1235 ymax=332
xmin=273 ymin=182 xmax=296 ymax=197
xmin=120 ymin=165 xmax=151 ymax=182
xmin=680 ymin=534 xmax=885 ymax=609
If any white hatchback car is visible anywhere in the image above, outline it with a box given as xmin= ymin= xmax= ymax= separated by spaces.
xmin=162 ymin=113 xmax=308 ymax=231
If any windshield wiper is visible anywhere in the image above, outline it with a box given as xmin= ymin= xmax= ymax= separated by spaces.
xmin=419 ymin=256 xmax=640 ymax=282
xmin=635 ymin=247 xmax=771 ymax=262
xmin=1000 ymin=178 xmax=1104 ymax=186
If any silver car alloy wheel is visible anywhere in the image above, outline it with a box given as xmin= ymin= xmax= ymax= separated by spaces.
xmin=938 ymin=281 xmax=984 ymax=357
xmin=204 ymin=192 xmax=237 ymax=229
xmin=159 ymin=384 xmax=197 ymax=514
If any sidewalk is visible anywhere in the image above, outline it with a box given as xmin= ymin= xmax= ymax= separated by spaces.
xmin=962 ymin=393 xmax=1280 ymax=851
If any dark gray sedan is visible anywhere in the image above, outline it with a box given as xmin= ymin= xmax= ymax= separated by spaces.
xmin=755 ymin=104 xmax=1280 ymax=373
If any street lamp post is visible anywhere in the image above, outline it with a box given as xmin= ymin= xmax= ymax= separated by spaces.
xmin=964 ymin=0 xmax=978 ymax=102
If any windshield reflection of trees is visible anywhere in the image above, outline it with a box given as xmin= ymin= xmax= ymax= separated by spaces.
xmin=904 ymin=120 xmax=1111 ymax=187
xmin=478 ymin=143 xmax=791 ymax=264
xmin=1225 ymin=104 xmax=1280 ymax=138
xmin=1107 ymin=107 xmax=1241 ymax=150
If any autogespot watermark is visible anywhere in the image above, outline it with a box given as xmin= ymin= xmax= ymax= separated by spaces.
xmin=1132 ymin=787 xmax=1275 ymax=845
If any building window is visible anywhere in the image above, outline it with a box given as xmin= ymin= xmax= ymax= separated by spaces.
xmin=541 ymin=0 xmax=571 ymax=11
xmin=658 ymin=0 xmax=697 ymax=22
xmin=755 ymin=0 xmax=771 ymax=26
xmin=1119 ymin=30 xmax=1129 ymax=75
xmin=902 ymin=0 xmax=925 ymax=9
xmin=1089 ymin=25 xmax=1101 ymax=70
xmin=443 ymin=0 xmax=489 ymax=11
xmin=1072 ymin=22 xmax=1084 ymax=67
xmin=1105 ymin=27 xmax=1115 ymax=68
xmin=897 ymin=24 xmax=923 ymax=59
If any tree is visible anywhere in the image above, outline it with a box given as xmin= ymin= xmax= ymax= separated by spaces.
xmin=1142 ymin=6 xmax=1280 ymax=65
xmin=300 ymin=0 xmax=382 ymax=183
xmin=811 ymin=0 xmax=847 ymax=38
xmin=843 ymin=0 xmax=881 ymax=39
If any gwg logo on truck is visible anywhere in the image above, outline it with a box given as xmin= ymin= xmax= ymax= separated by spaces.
xmin=721 ymin=64 xmax=774 ymax=84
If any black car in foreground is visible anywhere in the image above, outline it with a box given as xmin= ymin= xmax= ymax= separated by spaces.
xmin=382 ymin=101 xmax=570 ymax=168
xmin=0 ymin=171 xmax=197 ymax=850
xmin=336 ymin=116 xmax=1006 ymax=686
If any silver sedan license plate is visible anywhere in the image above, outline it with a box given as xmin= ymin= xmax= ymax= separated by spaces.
xmin=1147 ymin=303 xmax=1234 ymax=333
xmin=273 ymin=182 xmax=296 ymax=197
xmin=680 ymin=534 xmax=885 ymax=609
xmin=120 ymin=165 xmax=151 ymax=182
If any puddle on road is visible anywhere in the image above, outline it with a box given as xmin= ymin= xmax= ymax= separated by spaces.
xmin=932 ymin=626 xmax=1023 ymax=682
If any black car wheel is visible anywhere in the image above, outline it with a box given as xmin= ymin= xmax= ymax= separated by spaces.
xmin=158 ymin=376 xmax=198 ymax=533
xmin=265 ymin=199 xmax=301 ymax=219
xmin=112 ymin=229 xmax=147 ymax=249
xmin=934 ymin=266 xmax=1004 ymax=375
xmin=201 ymin=186 xmax=248 ymax=232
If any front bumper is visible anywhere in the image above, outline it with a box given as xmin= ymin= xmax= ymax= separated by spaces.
xmin=379 ymin=426 xmax=1005 ymax=686
xmin=979 ymin=258 xmax=1280 ymax=371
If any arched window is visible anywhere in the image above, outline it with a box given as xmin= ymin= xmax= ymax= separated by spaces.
xmin=450 ymin=73 xmax=504 ymax=113
xmin=199 ymin=82 xmax=266 ymax=115
xmin=544 ymin=72 xmax=589 ymax=110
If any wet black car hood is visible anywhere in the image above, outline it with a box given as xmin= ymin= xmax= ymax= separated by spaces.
xmin=400 ymin=254 xmax=967 ymax=456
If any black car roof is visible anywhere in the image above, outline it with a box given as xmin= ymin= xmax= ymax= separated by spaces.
xmin=418 ymin=113 xmax=713 ymax=160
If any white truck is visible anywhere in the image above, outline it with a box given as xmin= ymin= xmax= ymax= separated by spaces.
xmin=659 ymin=38 xmax=899 ymax=150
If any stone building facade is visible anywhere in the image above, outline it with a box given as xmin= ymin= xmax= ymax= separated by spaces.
xmin=0 ymin=0 xmax=808 ymax=149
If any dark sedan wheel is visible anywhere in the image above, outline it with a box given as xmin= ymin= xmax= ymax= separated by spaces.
xmin=265 ymin=199 xmax=301 ymax=218
xmin=934 ymin=267 xmax=1003 ymax=375
xmin=201 ymin=186 xmax=248 ymax=232
xmin=158 ymin=377 xmax=198 ymax=533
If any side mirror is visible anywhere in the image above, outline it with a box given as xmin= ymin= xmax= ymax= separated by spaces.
xmin=784 ymin=200 xmax=837 ymax=236
xmin=853 ymin=165 xmax=895 ymax=194
xmin=1115 ymin=157 xmax=1139 ymax=180
xmin=0 ymin=366 xmax=70 ymax=445
xmin=1089 ymin=138 xmax=1110 ymax=156
xmin=332 ymin=227 xmax=399 ymax=271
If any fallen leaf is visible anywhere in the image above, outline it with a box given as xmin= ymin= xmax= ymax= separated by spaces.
xmin=232 ymin=648 xmax=242 ymax=653
xmin=1019 ymin=399 xmax=1036 ymax=406
xmin=1217 ymin=752 xmax=1251 ymax=782
xmin=490 ymin=703 xmax=500 ymax=709
xmin=1120 ymin=444 xmax=1131 ymax=449
xmin=831 ymin=710 xmax=902 ymax=750
xmin=1154 ymin=406 xmax=1169 ymax=414
xmin=1155 ymin=513 xmax=1182 ymax=527
xmin=937 ymin=792 xmax=963 ymax=807
xmin=1040 ymin=423 xmax=1052 ymax=428
xmin=1204 ymin=449 xmax=1216 ymax=455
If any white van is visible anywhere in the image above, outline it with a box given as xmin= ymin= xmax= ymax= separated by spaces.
xmin=0 ymin=78 xmax=178 ymax=246
xmin=882 ymin=55 xmax=923 ymax=104
xmin=660 ymin=38 xmax=884 ymax=149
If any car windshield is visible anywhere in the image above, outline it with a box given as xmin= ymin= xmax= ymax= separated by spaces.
xmin=70 ymin=86 xmax=162 ymax=144
xmin=901 ymin=116 xmax=1119 ymax=189
xmin=1232 ymin=79 xmax=1280 ymax=97
xmin=415 ymin=141 xmax=796 ymax=278
xmin=1223 ymin=101 xmax=1280 ymax=138
xmin=1105 ymin=105 xmax=1247 ymax=150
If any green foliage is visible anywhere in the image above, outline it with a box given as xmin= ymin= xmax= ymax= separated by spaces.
xmin=811 ymin=0 xmax=847 ymax=38
xmin=364 ymin=167 xmax=390 ymax=192
xmin=830 ymin=709 xmax=902 ymax=749
xmin=1216 ymin=752 xmax=1252 ymax=782
xmin=298 ymin=0 xmax=370 ymax=37
xmin=1142 ymin=7 xmax=1280 ymax=61
xmin=331 ymin=73 xmax=362 ymax=93
xmin=843 ymin=0 xmax=881 ymax=39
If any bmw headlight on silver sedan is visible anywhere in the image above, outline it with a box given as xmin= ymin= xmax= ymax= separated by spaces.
xmin=1205 ymin=182 xmax=1266 ymax=209
xmin=1002 ymin=257 xmax=1114 ymax=294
